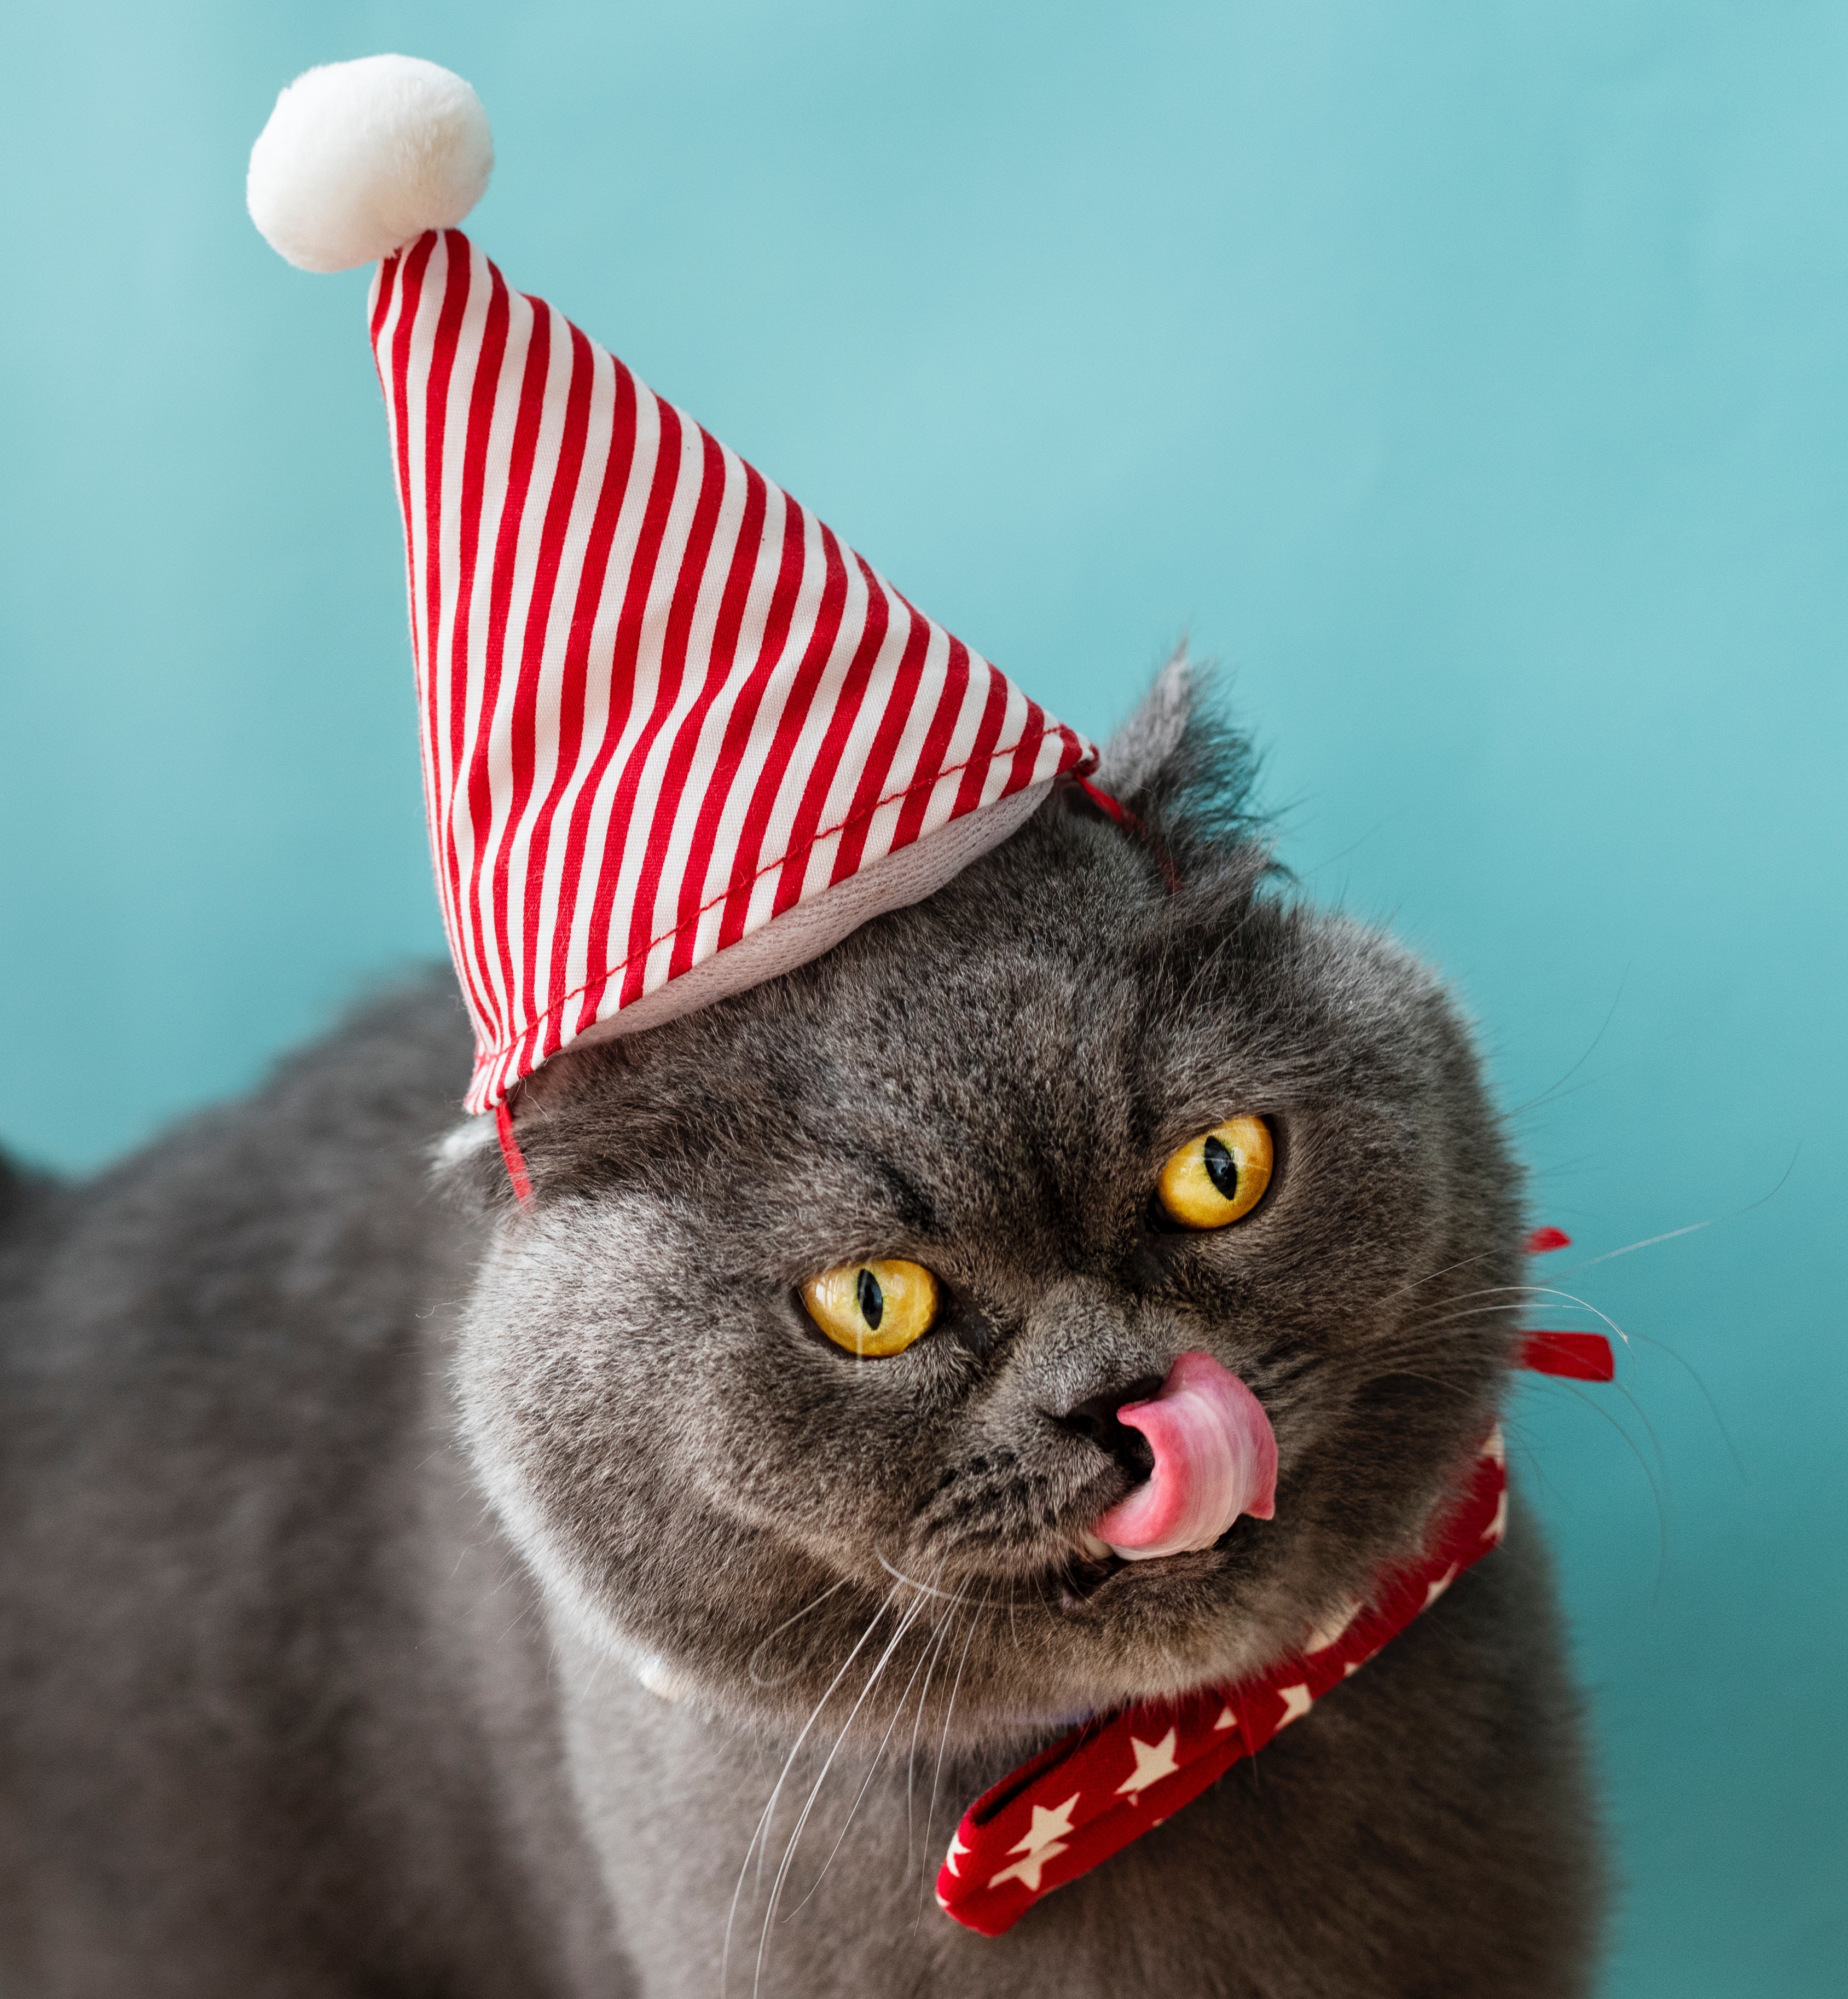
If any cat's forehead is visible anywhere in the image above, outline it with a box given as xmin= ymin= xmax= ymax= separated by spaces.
xmin=632 ymin=833 xmax=1370 ymax=1172
xmin=541 ymin=808 xmax=1433 ymax=1237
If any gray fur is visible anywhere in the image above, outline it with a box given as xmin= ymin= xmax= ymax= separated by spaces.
xmin=1 ymin=667 xmax=1603 ymax=1995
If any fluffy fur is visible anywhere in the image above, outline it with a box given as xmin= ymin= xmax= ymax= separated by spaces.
xmin=0 ymin=669 xmax=1603 ymax=1995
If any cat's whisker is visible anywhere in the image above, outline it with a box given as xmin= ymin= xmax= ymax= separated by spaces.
xmin=1365 ymin=1282 xmax=1578 ymax=1349
xmin=746 ymin=1574 xmax=854 ymax=1688
xmin=1526 ymin=1375 xmax=1672 ymax=1600
xmin=913 ymin=1591 xmax=985 ymax=1932
xmin=905 ymin=1577 xmax=967 ymax=1870
xmin=1405 ymin=1280 xmax=1551 ymax=1312
xmin=722 ymin=1582 xmax=899 ymax=1997
xmin=1609 ymin=1377 xmax=1672 ymax=1491
xmin=1505 ymin=981 xmax=1627 ymax=1119
xmin=874 ymin=1549 xmax=998 ymax=1606
xmin=1519 ymin=1285 xmax=1633 ymax=1351
xmin=1592 ymin=1328 xmax=1748 ymax=1482
xmin=755 ymin=1590 xmax=931 ymax=1993
xmin=1029 ymin=1563 xmax=1056 ymax=1621
xmin=785 ymin=1579 xmax=943 ymax=1916
xmin=1482 ymin=1291 xmax=1656 ymax=1477
xmin=1378 ymin=1245 xmax=1506 ymax=1311
xmin=1388 ymin=1272 xmax=1739 ymax=1487
xmin=1569 ymin=1219 xmax=1713 ymax=1267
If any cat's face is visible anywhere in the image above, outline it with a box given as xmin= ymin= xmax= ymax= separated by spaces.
xmin=452 ymin=680 xmax=1522 ymax=1748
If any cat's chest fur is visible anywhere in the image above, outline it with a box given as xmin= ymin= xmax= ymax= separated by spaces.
xmin=557 ymin=1518 xmax=1582 ymax=1999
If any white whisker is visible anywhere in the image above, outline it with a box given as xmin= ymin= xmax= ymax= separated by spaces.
xmin=786 ymin=1578 xmax=942 ymax=1915
xmin=747 ymin=1575 xmax=853 ymax=1688
xmin=913 ymin=1596 xmax=984 ymax=1931
xmin=1572 ymin=1221 xmax=1713 ymax=1268
xmin=905 ymin=1579 xmax=966 ymax=1869
xmin=1519 ymin=1285 xmax=1632 ymax=1351
xmin=875 ymin=1549 xmax=996 ymax=1605
xmin=755 ymin=1588 xmax=929 ymax=1995
xmin=721 ymin=1582 xmax=897 ymax=1998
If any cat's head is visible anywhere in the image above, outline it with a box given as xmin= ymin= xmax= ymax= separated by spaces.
xmin=449 ymin=661 xmax=1522 ymax=1746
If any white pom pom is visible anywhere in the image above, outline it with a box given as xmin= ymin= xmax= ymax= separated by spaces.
xmin=247 ymin=55 xmax=493 ymax=273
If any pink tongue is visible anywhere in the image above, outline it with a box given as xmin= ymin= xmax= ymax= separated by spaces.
xmin=1092 ymin=1351 xmax=1278 ymax=1561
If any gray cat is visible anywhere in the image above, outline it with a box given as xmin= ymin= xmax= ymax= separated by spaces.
xmin=0 ymin=663 xmax=1603 ymax=1996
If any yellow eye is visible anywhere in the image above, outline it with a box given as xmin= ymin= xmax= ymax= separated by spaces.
xmin=1155 ymin=1115 xmax=1275 ymax=1230
xmin=801 ymin=1258 xmax=940 ymax=1357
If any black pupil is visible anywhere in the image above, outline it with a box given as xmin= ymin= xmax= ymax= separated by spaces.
xmin=1203 ymin=1135 xmax=1239 ymax=1202
xmin=856 ymin=1267 xmax=885 ymax=1330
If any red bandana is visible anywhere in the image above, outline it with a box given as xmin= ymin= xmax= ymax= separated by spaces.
xmin=936 ymin=1232 xmax=1611 ymax=1937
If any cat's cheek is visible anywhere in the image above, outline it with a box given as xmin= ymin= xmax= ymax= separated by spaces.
xmin=658 ymin=1328 xmax=964 ymax=1559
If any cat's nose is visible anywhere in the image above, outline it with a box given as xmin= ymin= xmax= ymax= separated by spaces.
xmin=1047 ymin=1377 xmax=1164 ymax=1483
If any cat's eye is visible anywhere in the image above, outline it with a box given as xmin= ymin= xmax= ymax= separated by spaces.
xmin=1155 ymin=1115 xmax=1275 ymax=1230
xmin=801 ymin=1259 xmax=940 ymax=1357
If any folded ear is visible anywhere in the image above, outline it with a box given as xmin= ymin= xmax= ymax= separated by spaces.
xmin=1092 ymin=646 xmax=1197 ymax=808
xmin=1091 ymin=644 xmax=1264 ymax=851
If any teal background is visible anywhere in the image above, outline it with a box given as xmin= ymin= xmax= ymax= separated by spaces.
xmin=2 ymin=3 xmax=1842 ymax=1989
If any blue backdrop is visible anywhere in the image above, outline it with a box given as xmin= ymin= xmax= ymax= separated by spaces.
xmin=3 ymin=5 xmax=1841 ymax=1990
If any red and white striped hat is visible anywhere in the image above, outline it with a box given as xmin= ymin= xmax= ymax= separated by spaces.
xmin=249 ymin=57 xmax=1099 ymax=1113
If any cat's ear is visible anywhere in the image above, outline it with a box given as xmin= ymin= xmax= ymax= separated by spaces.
xmin=1091 ymin=646 xmax=1264 ymax=841
xmin=1093 ymin=645 xmax=1197 ymax=807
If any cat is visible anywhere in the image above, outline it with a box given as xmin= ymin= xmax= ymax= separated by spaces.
xmin=0 ymin=661 xmax=1603 ymax=1997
